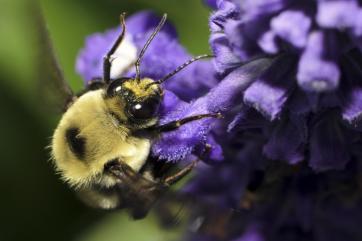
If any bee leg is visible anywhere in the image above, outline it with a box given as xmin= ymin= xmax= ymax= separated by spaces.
xmin=103 ymin=13 xmax=126 ymax=83
xmin=106 ymin=161 xmax=167 ymax=218
xmin=86 ymin=78 xmax=105 ymax=90
xmin=155 ymin=112 xmax=222 ymax=133
xmin=162 ymin=159 xmax=199 ymax=186
xmin=76 ymin=78 xmax=106 ymax=97
xmin=162 ymin=141 xmax=214 ymax=186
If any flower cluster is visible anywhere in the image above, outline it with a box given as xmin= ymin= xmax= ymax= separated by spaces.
xmin=76 ymin=3 xmax=362 ymax=241
xmin=209 ymin=0 xmax=362 ymax=171
xmin=181 ymin=1 xmax=362 ymax=241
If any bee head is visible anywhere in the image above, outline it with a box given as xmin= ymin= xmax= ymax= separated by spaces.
xmin=105 ymin=77 xmax=163 ymax=128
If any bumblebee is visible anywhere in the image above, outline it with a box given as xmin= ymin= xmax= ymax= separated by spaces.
xmin=40 ymin=12 xmax=218 ymax=218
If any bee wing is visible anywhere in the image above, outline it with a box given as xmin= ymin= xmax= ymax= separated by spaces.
xmin=130 ymin=186 xmax=238 ymax=239
xmin=32 ymin=2 xmax=75 ymax=112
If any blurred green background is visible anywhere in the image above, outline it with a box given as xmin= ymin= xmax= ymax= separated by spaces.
xmin=0 ymin=0 xmax=211 ymax=240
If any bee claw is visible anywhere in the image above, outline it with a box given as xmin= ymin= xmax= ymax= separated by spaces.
xmin=215 ymin=112 xmax=223 ymax=119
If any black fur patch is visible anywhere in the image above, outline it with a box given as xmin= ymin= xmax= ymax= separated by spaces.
xmin=66 ymin=128 xmax=86 ymax=159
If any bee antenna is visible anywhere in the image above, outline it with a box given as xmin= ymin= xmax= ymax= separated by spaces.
xmin=135 ymin=13 xmax=167 ymax=82
xmin=157 ymin=54 xmax=213 ymax=84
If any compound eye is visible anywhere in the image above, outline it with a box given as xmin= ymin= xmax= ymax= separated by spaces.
xmin=129 ymin=98 xmax=160 ymax=120
xmin=106 ymin=78 xmax=130 ymax=97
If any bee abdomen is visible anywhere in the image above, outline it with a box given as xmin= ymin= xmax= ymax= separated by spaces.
xmin=65 ymin=127 xmax=86 ymax=159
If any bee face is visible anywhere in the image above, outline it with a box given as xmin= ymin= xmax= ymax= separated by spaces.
xmin=105 ymin=77 xmax=162 ymax=128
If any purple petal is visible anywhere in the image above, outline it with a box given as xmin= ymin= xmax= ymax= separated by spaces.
xmin=240 ymin=0 xmax=292 ymax=20
xmin=352 ymin=8 xmax=362 ymax=37
xmin=258 ymin=30 xmax=279 ymax=54
xmin=152 ymin=94 xmax=214 ymax=161
xmin=271 ymin=10 xmax=311 ymax=48
xmin=244 ymin=56 xmax=296 ymax=120
xmin=207 ymin=58 xmax=273 ymax=112
xmin=263 ymin=115 xmax=307 ymax=164
xmin=158 ymin=90 xmax=185 ymax=116
xmin=151 ymin=103 xmax=215 ymax=162
xmin=209 ymin=0 xmax=240 ymax=32
xmin=297 ymin=31 xmax=341 ymax=92
xmin=339 ymin=56 xmax=362 ymax=124
xmin=309 ymin=113 xmax=350 ymax=171
xmin=224 ymin=18 xmax=267 ymax=61
xmin=342 ymin=88 xmax=362 ymax=124
xmin=210 ymin=32 xmax=242 ymax=74
xmin=316 ymin=0 xmax=359 ymax=29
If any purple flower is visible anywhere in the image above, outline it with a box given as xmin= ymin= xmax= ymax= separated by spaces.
xmin=209 ymin=0 xmax=362 ymax=170
xmin=180 ymin=2 xmax=362 ymax=241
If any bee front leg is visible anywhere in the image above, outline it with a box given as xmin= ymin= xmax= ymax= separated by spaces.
xmin=103 ymin=13 xmax=126 ymax=83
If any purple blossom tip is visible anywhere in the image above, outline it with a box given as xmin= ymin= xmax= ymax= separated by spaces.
xmin=258 ymin=31 xmax=279 ymax=54
xmin=297 ymin=31 xmax=341 ymax=92
xmin=244 ymin=81 xmax=288 ymax=121
xmin=317 ymin=0 xmax=359 ymax=29
xmin=243 ymin=56 xmax=295 ymax=121
xmin=271 ymin=10 xmax=311 ymax=48
xmin=342 ymin=88 xmax=362 ymax=124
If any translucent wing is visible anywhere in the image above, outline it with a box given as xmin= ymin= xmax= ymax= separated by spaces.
xmin=31 ymin=2 xmax=75 ymax=112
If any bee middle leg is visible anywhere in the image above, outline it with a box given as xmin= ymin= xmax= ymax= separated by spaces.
xmin=162 ymin=143 xmax=212 ymax=186
xmin=162 ymin=160 xmax=199 ymax=186
xmin=154 ymin=112 xmax=222 ymax=133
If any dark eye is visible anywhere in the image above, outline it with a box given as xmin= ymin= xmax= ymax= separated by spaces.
xmin=129 ymin=98 xmax=160 ymax=120
xmin=106 ymin=78 xmax=130 ymax=97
